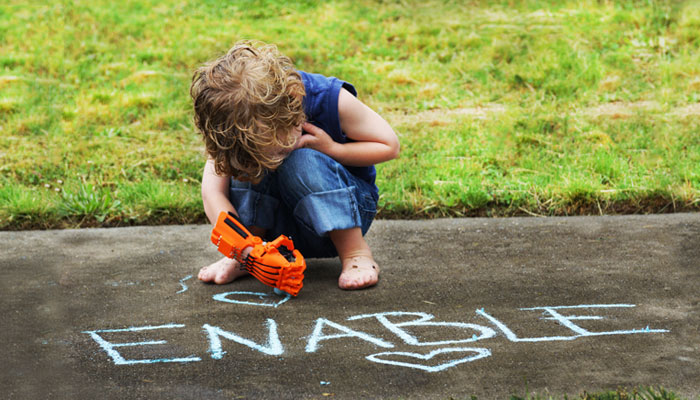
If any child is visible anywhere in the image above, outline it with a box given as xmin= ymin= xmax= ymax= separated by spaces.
xmin=190 ymin=41 xmax=399 ymax=290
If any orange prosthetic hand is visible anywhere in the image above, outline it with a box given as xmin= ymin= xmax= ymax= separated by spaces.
xmin=210 ymin=211 xmax=306 ymax=296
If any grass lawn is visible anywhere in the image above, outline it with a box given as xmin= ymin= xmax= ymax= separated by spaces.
xmin=512 ymin=385 xmax=685 ymax=399
xmin=1 ymin=0 xmax=699 ymax=229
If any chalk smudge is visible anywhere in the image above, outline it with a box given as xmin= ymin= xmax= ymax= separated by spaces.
xmin=212 ymin=291 xmax=291 ymax=308
xmin=177 ymin=275 xmax=193 ymax=294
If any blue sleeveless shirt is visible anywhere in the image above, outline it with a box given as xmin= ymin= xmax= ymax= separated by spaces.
xmin=299 ymin=71 xmax=378 ymax=197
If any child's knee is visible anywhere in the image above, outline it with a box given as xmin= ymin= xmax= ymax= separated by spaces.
xmin=280 ymin=148 xmax=329 ymax=172
xmin=277 ymin=148 xmax=346 ymax=195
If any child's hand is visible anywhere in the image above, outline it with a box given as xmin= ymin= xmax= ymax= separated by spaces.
xmin=296 ymin=122 xmax=338 ymax=157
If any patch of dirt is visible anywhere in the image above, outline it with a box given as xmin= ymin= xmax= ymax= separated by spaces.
xmin=376 ymin=197 xmax=699 ymax=220
xmin=387 ymin=104 xmax=507 ymax=126
xmin=671 ymin=103 xmax=700 ymax=117
xmin=581 ymin=101 xmax=662 ymax=119
xmin=582 ymin=101 xmax=700 ymax=119
xmin=387 ymin=101 xmax=700 ymax=125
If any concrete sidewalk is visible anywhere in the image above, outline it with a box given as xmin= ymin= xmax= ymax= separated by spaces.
xmin=1 ymin=214 xmax=699 ymax=399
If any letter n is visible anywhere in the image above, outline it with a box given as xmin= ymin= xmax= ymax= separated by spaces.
xmin=203 ymin=319 xmax=283 ymax=359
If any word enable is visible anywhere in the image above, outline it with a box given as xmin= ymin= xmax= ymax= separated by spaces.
xmin=84 ymin=304 xmax=668 ymax=372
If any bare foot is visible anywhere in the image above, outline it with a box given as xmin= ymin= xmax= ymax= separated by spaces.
xmin=198 ymin=256 xmax=248 ymax=284
xmin=338 ymin=255 xmax=380 ymax=290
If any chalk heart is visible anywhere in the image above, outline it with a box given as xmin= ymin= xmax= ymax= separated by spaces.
xmin=366 ymin=347 xmax=491 ymax=372
xmin=212 ymin=291 xmax=290 ymax=308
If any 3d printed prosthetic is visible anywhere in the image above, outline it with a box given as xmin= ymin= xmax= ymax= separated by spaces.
xmin=210 ymin=211 xmax=306 ymax=296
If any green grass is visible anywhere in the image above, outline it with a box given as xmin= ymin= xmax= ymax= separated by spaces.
xmin=1 ymin=0 xmax=700 ymax=228
xmin=505 ymin=385 xmax=689 ymax=400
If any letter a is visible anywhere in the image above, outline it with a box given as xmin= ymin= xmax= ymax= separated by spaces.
xmin=306 ymin=318 xmax=393 ymax=353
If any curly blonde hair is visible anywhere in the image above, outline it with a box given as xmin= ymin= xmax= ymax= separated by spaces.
xmin=190 ymin=41 xmax=306 ymax=182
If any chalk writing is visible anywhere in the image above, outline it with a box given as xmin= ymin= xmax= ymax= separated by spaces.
xmin=366 ymin=347 xmax=491 ymax=373
xmin=84 ymin=303 xmax=670 ymax=372
xmin=349 ymin=312 xmax=497 ymax=346
xmin=203 ymin=320 xmax=283 ymax=358
xmin=212 ymin=291 xmax=291 ymax=308
xmin=476 ymin=304 xmax=669 ymax=342
xmin=306 ymin=318 xmax=394 ymax=353
xmin=176 ymin=275 xmax=193 ymax=294
xmin=82 ymin=324 xmax=201 ymax=365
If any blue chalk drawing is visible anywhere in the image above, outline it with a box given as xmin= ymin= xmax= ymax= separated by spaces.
xmin=476 ymin=304 xmax=669 ymax=342
xmin=306 ymin=318 xmax=394 ymax=353
xmin=83 ymin=324 xmax=201 ymax=365
xmin=176 ymin=275 xmax=193 ymax=294
xmin=108 ymin=281 xmax=138 ymax=287
xmin=366 ymin=347 xmax=491 ymax=372
xmin=82 ymin=303 xmax=671 ymax=370
xmin=349 ymin=311 xmax=496 ymax=346
xmin=203 ymin=319 xmax=283 ymax=358
xmin=212 ymin=291 xmax=291 ymax=308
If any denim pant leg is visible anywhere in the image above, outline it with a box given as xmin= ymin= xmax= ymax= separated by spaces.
xmin=228 ymin=148 xmax=378 ymax=259
xmin=228 ymin=173 xmax=281 ymax=231
xmin=274 ymin=148 xmax=378 ymax=257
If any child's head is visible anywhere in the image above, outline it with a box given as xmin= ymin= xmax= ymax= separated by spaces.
xmin=190 ymin=41 xmax=306 ymax=182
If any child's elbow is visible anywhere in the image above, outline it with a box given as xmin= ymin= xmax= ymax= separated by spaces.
xmin=387 ymin=138 xmax=401 ymax=160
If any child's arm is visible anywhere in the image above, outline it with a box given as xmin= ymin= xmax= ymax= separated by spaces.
xmin=201 ymin=159 xmax=267 ymax=238
xmin=297 ymin=88 xmax=399 ymax=166
xmin=201 ymin=159 xmax=236 ymax=225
